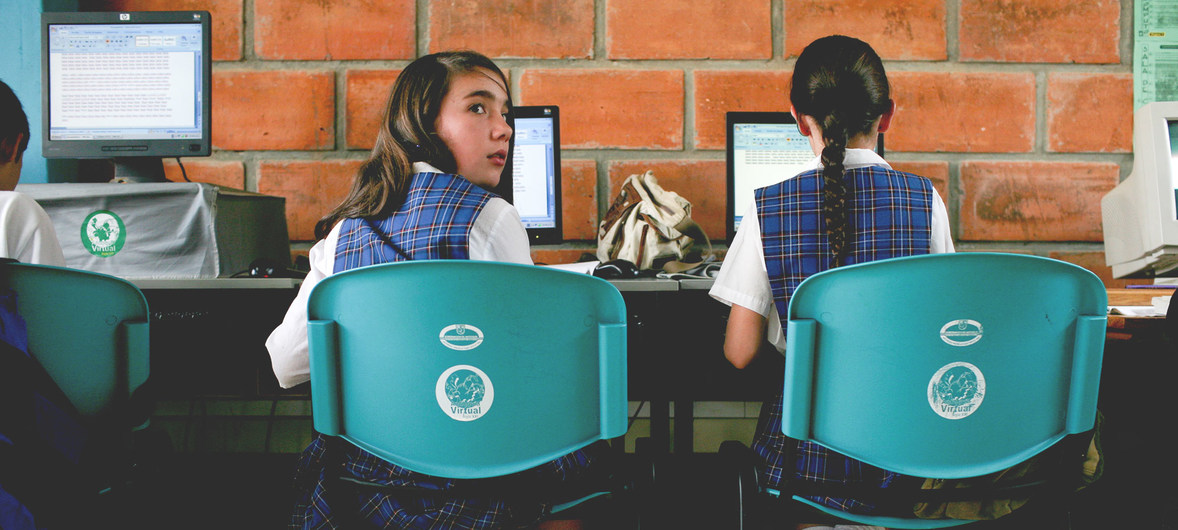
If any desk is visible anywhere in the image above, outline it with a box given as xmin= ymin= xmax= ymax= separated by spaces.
xmin=134 ymin=278 xmax=300 ymax=398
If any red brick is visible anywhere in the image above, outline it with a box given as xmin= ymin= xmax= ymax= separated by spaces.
xmin=79 ymin=0 xmax=244 ymax=61
xmin=784 ymin=0 xmax=947 ymax=61
xmin=257 ymin=160 xmax=362 ymax=241
xmin=608 ymin=161 xmax=726 ymax=242
xmin=694 ymin=71 xmax=793 ymax=150
xmin=253 ymin=0 xmax=414 ymax=60
xmin=520 ymin=70 xmax=684 ymax=149
xmin=959 ymin=0 xmax=1120 ymax=63
xmin=1049 ymin=251 xmax=1153 ymax=289
xmin=606 ymin=0 xmax=771 ymax=59
xmin=213 ymin=71 xmax=335 ymax=151
xmin=531 ymin=248 xmax=595 ymax=266
xmin=1047 ymin=73 xmax=1133 ymax=153
xmin=430 ymin=0 xmax=594 ymax=58
xmin=889 ymin=72 xmax=1035 ymax=153
xmin=162 ymin=159 xmax=244 ymax=189
xmin=345 ymin=70 xmax=402 ymax=150
xmin=889 ymin=161 xmax=950 ymax=205
xmin=959 ymin=161 xmax=1118 ymax=242
xmin=561 ymin=160 xmax=599 ymax=241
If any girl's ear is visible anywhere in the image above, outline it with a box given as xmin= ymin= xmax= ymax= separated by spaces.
xmin=0 ymin=135 xmax=21 ymax=164
xmin=790 ymin=105 xmax=812 ymax=136
xmin=877 ymin=99 xmax=897 ymax=133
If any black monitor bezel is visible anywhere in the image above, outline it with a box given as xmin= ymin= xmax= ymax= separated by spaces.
xmin=40 ymin=11 xmax=213 ymax=162
xmin=725 ymin=111 xmax=884 ymax=244
xmin=492 ymin=105 xmax=563 ymax=245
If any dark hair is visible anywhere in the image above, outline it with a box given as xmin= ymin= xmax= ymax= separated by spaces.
xmin=790 ymin=35 xmax=892 ymax=268
xmin=314 ymin=51 xmax=509 ymax=239
xmin=0 ymin=79 xmax=30 ymax=163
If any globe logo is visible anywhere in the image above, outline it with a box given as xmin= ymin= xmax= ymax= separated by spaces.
xmin=445 ymin=369 xmax=485 ymax=409
xmin=928 ymin=361 xmax=986 ymax=420
xmin=934 ymin=366 xmax=979 ymax=406
xmin=435 ymin=365 xmax=494 ymax=421
xmin=80 ymin=210 xmax=127 ymax=258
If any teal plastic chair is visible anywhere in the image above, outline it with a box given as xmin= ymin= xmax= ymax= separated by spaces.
xmin=0 ymin=262 xmax=150 ymax=420
xmin=307 ymin=260 xmax=629 ymax=518
xmin=722 ymin=253 xmax=1106 ymax=529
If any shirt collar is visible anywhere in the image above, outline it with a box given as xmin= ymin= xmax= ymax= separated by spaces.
xmin=412 ymin=161 xmax=445 ymax=174
xmin=804 ymin=148 xmax=891 ymax=171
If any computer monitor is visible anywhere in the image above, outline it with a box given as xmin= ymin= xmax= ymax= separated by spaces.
xmin=41 ymin=11 xmax=212 ymax=182
xmin=495 ymin=105 xmax=562 ymax=244
xmin=1102 ymin=101 xmax=1178 ymax=278
xmin=726 ymin=111 xmax=884 ymax=243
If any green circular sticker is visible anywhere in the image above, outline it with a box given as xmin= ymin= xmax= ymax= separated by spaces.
xmin=81 ymin=210 xmax=126 ymax=258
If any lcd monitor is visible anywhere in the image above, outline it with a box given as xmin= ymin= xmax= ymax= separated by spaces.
xmin=41 ymin=11 xmax=211 ymax=182
xmin=1102 ymin=100 xmax=1178 ymax=278
xmin=493 ymin=105 xmax=562 ymax=244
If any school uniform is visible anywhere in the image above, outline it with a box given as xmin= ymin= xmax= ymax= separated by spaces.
xmin=709 ymin=149 xmax=954 ymax=514
xmin=268 ymin=163 xmax=608 ymax=529
xmin=0 ymin=191 xmax=66 ymax=266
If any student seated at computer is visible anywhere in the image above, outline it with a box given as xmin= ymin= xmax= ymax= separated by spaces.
xmin=709 ymin=35 xmax=955 ymax=522
xmin=0 ymin=79 xmax=65 ymax=266
xmin=266 ymin=51 xmax=609 ymax=529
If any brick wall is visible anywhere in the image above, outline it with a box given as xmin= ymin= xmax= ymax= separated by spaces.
xmin=83 ymin=0 xmax=1139 ymax=286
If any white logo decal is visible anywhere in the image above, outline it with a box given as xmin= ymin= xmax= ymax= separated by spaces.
xmin=928 ymin=362 xmax=986 ymax=420
xmin=940 ymin=319 xmax=983 ymax=347
xmin=439 ymin=324 xmax=484 ymax=351
xmin=436 ymin=365 xmax=494 ymax=421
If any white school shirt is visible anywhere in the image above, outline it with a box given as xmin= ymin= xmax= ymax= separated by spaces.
xmin=708 ymin=149 xmax=954 ymax=353
xmin=265 ymin=162 xmax=532 ymax=389
xmin=0 ymin=191 xmax=67 ymax=266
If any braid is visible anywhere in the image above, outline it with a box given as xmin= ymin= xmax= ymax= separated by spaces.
xmin=819 ymin=116 xmax=850 ymax=268
xmin=791 ymin=35 xmax=892 ymax=270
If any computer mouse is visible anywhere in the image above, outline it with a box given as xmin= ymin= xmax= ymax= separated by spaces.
xmin=248 ymin=258 xmax=284 ymax=278
xmin=593 ymin=259 xmax=640 ymax=279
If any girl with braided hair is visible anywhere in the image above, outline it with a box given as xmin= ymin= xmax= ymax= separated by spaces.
xmin=709 ymin=35 xmax=954 ymax=519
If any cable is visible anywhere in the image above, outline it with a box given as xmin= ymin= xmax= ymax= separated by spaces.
xmin=176 ymin=157 xmax=191 ymax=182
xmin=627 ymin=400 xmax=646 ymax=430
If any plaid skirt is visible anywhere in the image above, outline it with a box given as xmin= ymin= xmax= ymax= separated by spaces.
xmin=290 ymin=433 xmax=612 ymax=529
xmin=752 ymin=393 xmax=910 ymax=515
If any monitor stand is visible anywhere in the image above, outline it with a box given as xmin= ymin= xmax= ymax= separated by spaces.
xmin=110 ymin=157 xmax=167 ymax=183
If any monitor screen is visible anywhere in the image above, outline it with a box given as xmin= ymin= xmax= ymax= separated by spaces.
xmin=41 ymin=11 xmax=211 ymax=181
xmin=496 ymin=106 xmax=562 ymax=244
xmin=1171 ymin=120 xmax=1178 ymax=219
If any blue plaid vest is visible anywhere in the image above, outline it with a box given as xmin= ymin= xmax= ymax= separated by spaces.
xmin=333 ymin=172 xmax=492 ymax=273
xmin=757 ymin=165 xmax=934 ymax=332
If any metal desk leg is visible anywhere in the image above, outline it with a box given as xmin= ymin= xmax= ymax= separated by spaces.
xmin=674 ymin=399 xmax=693 ymax=454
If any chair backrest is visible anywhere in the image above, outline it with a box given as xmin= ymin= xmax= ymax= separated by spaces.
xmin=0 ymin=263 xmax=150 ymax=419
xmin=307 ymin=260 xmax=627 ymax=480
xmin=782 ymin=253 xmax=1106 ymax=479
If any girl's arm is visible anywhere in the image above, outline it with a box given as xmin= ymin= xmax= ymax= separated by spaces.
xmin=470 ymin=198 xmax=532 ymax=264
xmin=724 ymin=303 xmax=767 ymax=369
xmin=264 ymin=222 xmax=341 ymax=388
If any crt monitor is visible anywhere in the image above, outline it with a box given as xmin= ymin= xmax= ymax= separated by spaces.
xmin=1102 ymin=100 xmax=1178 ymax=278
xmin=494 ymin=105 xmax=562 ymax=244
xmin=41 ymin=11 xmax=212 ymax=182
xmin=726 ymin=111 xmax=885 ymax=243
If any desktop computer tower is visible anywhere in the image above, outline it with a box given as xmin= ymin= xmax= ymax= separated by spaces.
xmin=18 ymin=182 xmax=292 ymax=279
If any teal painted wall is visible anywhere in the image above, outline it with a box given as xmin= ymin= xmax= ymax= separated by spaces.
xmin=0 ymin=0 xmax=80 ymax=183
